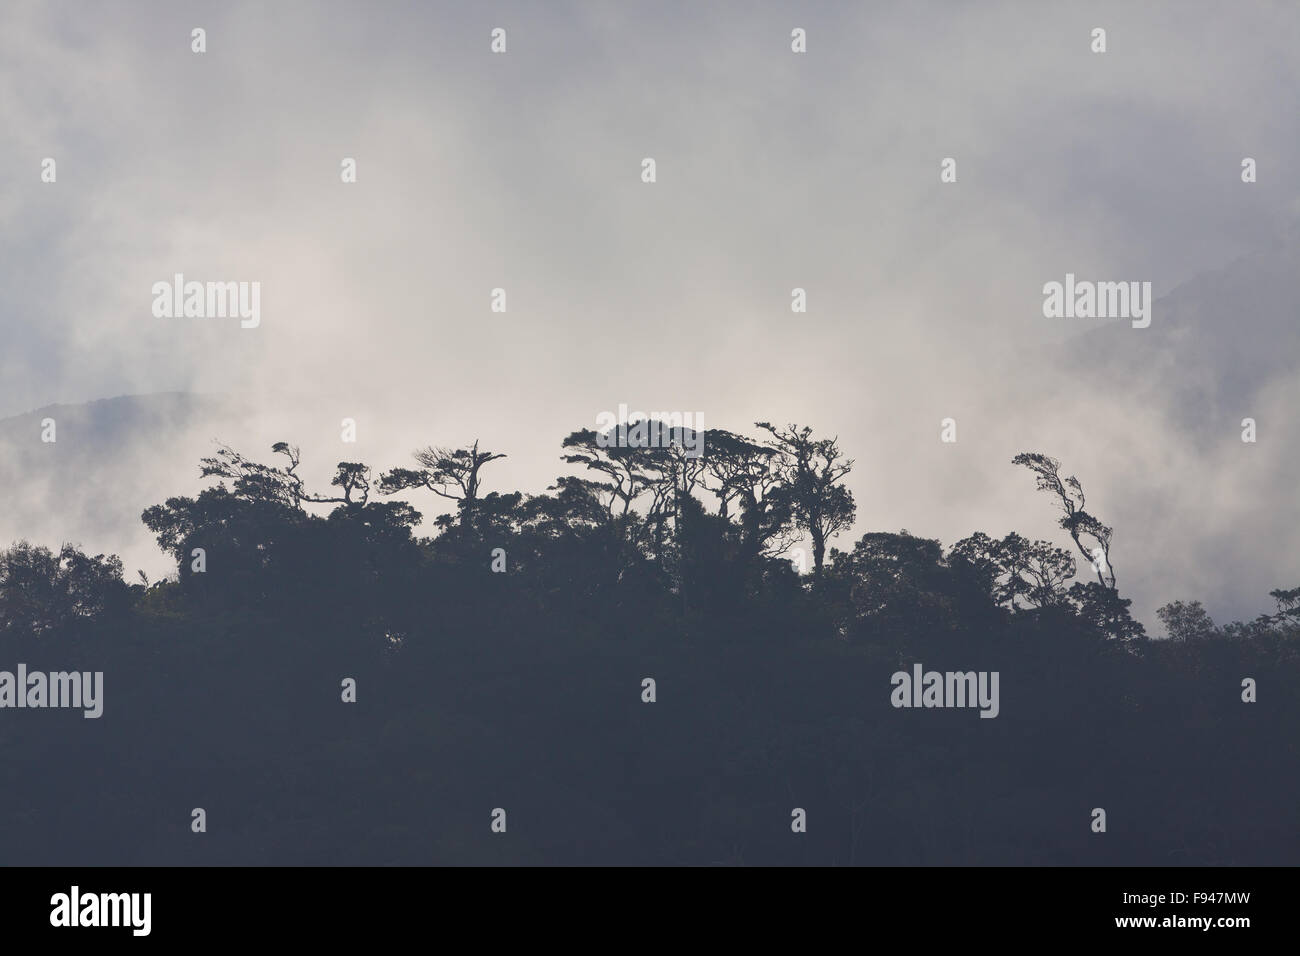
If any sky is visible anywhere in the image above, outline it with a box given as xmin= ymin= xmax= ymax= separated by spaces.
xmin=2 ymin=0 xmax=1299 ymax=630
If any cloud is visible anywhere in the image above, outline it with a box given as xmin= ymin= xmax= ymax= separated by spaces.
xmin=2 ymin=0 xmax=1298 ymax=629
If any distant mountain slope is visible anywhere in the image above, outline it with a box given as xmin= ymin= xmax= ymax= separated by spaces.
xmin=0 ymin=392 xmax=248 ymax=580
xmin=1065 ymin=238 xmax=1300 ymax=443
xmin=1039 ymin=237 xmax=1300 ymax=627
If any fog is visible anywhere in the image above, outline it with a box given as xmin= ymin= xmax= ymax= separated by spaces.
xmin=2 ymin=0 xmax=1298 ymax=630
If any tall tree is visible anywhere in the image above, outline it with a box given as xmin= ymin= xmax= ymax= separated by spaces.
xmin=558 ymin=427 xmax=666 ymax=517
xmin=949 ymin=531 xmax=1076 ymax=610
xmin=701 ymin=428 xmax=795 ymax=558
xmin=1012 ymin=452 xmax=1116 ymax=589
xmin=380 ymin=440 xmax=506 ymax=525
xmin=757 ymin=422 xmax=856 ymax=578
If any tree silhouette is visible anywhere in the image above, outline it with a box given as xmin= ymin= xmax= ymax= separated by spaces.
xmin=950 ymin=531 xmax=1076 ymax=610
xmin=1 ymin=417 xmax=1296 ymax=866
xmin=702 ymin=428 xmax=796 ymax=559
xmin=757 ymin=422 xmax=856 ymax=578
xmin=380 ymin=440 xmax=506 ymax=526
xmin=1012 ymin=452 xmax=1116 ymax=589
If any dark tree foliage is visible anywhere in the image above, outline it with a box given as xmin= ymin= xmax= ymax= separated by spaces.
xmin=0 ymin=426 xmax=1295 ymax=865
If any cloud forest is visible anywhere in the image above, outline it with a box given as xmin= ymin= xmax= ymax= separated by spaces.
xmin=2 ymin=420 xmax=1295 ymax=866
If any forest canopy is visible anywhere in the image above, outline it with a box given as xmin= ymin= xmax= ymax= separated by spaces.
xmin=1 ymin=419 xmax=1296 ymax=866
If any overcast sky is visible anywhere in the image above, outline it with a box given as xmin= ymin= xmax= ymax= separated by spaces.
xmin=2 ymin=0 xmax=1298 ymax=629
